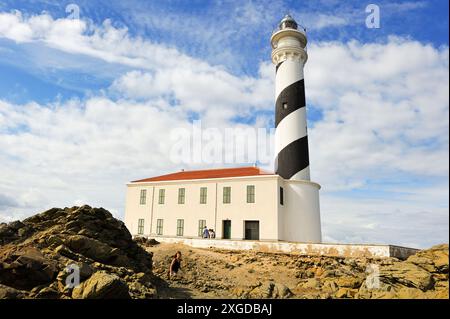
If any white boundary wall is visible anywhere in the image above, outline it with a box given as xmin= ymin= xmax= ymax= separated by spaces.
xmin=146 ymin=236 xmax=418 ymax=259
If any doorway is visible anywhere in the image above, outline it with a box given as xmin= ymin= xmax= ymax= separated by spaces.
xmin=222 ymin=220 xmax=231 ymax=239
xmin=244 ymin=221 xmax=260 ymax=240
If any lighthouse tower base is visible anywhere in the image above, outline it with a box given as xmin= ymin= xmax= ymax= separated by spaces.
xmin=278 ymin=179 xmax=322 ymax=243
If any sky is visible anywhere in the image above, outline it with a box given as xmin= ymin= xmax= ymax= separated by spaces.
xmin=0 ymin=0 xmax=448 ymax=248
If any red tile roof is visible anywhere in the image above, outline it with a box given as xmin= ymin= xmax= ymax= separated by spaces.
xmin=131 ymin=166 xmax=275 ymax=183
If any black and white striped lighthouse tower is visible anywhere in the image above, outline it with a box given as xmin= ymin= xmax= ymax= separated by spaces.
xmin=271 ymin=15 xmax=311 ymax=181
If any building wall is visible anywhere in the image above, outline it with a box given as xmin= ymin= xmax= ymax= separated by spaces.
xmin=124 ymin=185 xmax=154 ymax=236
xmin=124 ymin=175 xmax=281 ymax=241
xmin=215 ymin=177 xmax=279 ymax=240
xmin=150 ymin=181 xmax=217 ymax=238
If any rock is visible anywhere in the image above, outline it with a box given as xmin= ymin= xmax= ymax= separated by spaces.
xmin=335 ymin=288 xmax=349 ymax=298
xmin=230 ymin=256 xmax=240 ymax=263
xmin=230 ymin=286 xmax=248 ymax=298
xmin=335 ymin=276 xmax=363 ymax=289
xmin=314 ymin=267 xmax=325 ymax=277
xmin=72 ymin=272 xmax=130 ymax=299
xmin=248 ymin=282 xmax=274 ymax=298
xmin=356 ymin=281 xmax=395 ymax=299
xmin=321 ymin=270 xmax=336 ymax=278
xmin=379 ymin=262 xmax=433 ymax=291
xmin=425 ymin=287 xmax=449 ymax=299
xmin=65 ymin=235 xmax=114 ymax=262
xmin=54 ymin=244 xmax=80 ymax=260
xmin=302 ymin=278 xmax=320 ymax=289
xmin=17 ymin=225 xmax=33 ymax=238
xmin=46 ymin=235 xmax=64 ymax=248
xmin=0 ymin=284 xmax=24 ymax=299
xmin=322 ymin=280 xmax=338 ymax=293
xmin=79 ymin=262 xmax=94 ymax=280
xmin=0 ymin=247 xmax=57 ymax=290
xmin=0 ymin=220 xmax=34 ymax=244
xmin=0 ymin=205 xmax=154 ymax=299
xmin=395 ymin=287 xmax=427 ymax=299
xmin=8 ymin=220 xmax=25 ymax=230
xmin=407 ymin=244 xmax=449 ymax=273
xmin=273 ymin=283 xmax=292 ymax=298
xmin=147 ymin=238 xmax=159 ymax=246
xmin=35 ymin=287 xmax=59 ymax=299
xmin=247 ymin=282 xmax=291 ymax=299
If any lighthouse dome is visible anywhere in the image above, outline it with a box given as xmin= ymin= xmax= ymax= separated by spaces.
xmin=279 ymin=14 xmax=298 ymax=30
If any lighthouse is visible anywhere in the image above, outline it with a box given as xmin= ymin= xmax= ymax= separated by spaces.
xmin=270 ymin=15 xmax=322 ymax=242
xmin=271 ymin=15 xmax=310 ymax=181
xmin=124 ymin=14 xmax=322 ymax=244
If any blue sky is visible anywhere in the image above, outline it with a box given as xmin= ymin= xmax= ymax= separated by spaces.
xmin=0 ymin=0 xmax=448 ymax=248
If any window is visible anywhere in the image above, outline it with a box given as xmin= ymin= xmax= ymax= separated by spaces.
xmin=176 ymin=219 xmax=184 ymax=236
xmin=198 ymin=219 xmax=206 ymax=237
xmin=280 ymin=187 xmax=284 ymax=206
xmin=200 ymin=187 xmax=207 ymax=204
xmin=178 ymin=188 xmax=185 ymax=204
xmin=137 ymin=218 xmax=144 ymax=235
xmin=247 ymin=185 xmax=255 ymax=203
xmin=223 ymin=187 xmax=231 ymax=204
xmin=282 ymin=102 xmax=288 ymax=110
xmin=139 ymin=189 xmax=147 ymax=205
xmin=156 ymin=219 xmax=163 ymax=235
xmin=158 ymin=189 xmax=165 ymax=204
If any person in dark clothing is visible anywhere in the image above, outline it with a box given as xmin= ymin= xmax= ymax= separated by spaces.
xmin=202 ymin=226 xmax=209 ymax=238
xmin=168 ymin=251 xmax=182 ymax=279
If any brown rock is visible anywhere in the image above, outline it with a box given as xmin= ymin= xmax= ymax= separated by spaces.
xmin=395 ymin=287 xmax=427 ymax=299
xmin=302 ymin=278 xmax=320 ymax=289
xmin=380 ymin=262 xmax=433 ymax=291
xmin=0 ymin=284 xmax=25 ymax=299
xmin=35 ymin=287 xmax=59 ymax=299
xmin=335 ymin=276 xmax=363 ymax=289
xmin=72 ymin=272 xmax=130 ymax=299
xmin=0 ymin=247 xmax=57 ymax=290
xmin=322 ymin=280 xmax=338 ymax=293
xmin=335 ymin=288 xmax=349 ymax=298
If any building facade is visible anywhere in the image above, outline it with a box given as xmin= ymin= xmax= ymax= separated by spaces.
xmin=125 ymin=167 xmax=321 ymax=242
xmin=124 ymin=15 xmax=322 ymax=243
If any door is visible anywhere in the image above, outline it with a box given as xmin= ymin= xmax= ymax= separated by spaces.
xmin=244 ymin=221 xmax=259 ymax=240
xmin=222 ymin=220 xmax=231 ymax=239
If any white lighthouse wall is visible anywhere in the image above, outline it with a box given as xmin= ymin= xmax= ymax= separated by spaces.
xmin=278 ymin=179 xmax=322 ymax=243
xmin=275 ymin=58 xmax=304 ymax=98
xmin=275 ymin=107 xmax=307 ymax=154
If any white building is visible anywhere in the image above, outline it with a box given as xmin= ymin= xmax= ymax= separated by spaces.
xmin=124 ymin=167 xmax=321 ymax=242
xmin=124 ymin=15 xmax=322 ymax=243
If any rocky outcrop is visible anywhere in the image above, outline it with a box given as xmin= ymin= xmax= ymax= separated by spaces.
xmin=0 ymin=205 xmax=156 ymax=299
xmin=149 ymin=243 xmax=448 ymax=299
xmin=355 ymin=244 xmax=449 ymax=299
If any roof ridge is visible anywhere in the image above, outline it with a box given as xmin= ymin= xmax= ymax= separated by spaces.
xmin=175 ymin=166 xmax=261 ymax=173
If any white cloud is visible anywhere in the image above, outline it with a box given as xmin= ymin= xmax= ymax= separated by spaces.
xmin=306 ymin=14 xmax=349 ymax=30
xmin=384 ymin=1 xmax=428 ymax=12
xmin=0 ymin=10 xmax=448 ymax=248
xmin=306 ymin=38 xmax=449 ymax=189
